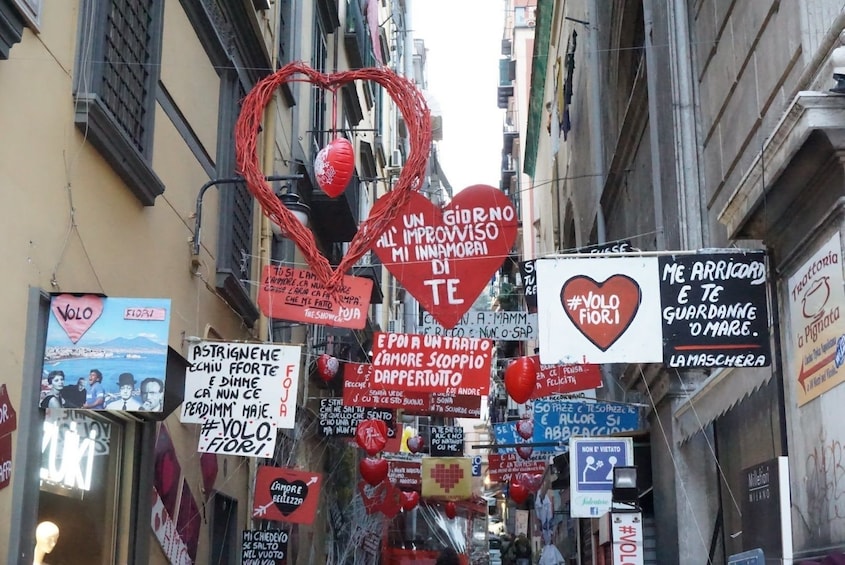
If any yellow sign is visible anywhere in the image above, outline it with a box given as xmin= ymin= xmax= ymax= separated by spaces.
xmin=421 ymin=457 xmax=472 ymax=499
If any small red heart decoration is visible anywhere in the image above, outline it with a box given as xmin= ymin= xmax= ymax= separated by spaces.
xmin=359 ymin=457 xmax=389 ymax=486
xmin=406 ymin=435 xmax=424 ymax=454
xmin=560 ymin=274 xmax=642 ymax=351
xmin=236 ymin=62 xmax=431 ymax=294
xmin=509 ymin=478 xmax=529 ymax=504
xmin=372 ymin=184 xmax=518 ymax=328
xmin=355 ymin=419 xmax=388 ymax=456
xmin=444 ymin=501 xmax=457 ymax=519
xmin=517 ymin=472 xmax=544 ymax=492
xmin=401 ymin=490 xmax=420 ymax=511
xmin=316 ymin=354 xmax=339 ymax=382
xmin=515 ymin=418 xmax=534 ymax=440
xmin=50 ymin=294 xmax=105 ymax=344
xmin=504 ymin=357 xmax=538 ymax=404
xmin=516 ymin=445 xmax=533 ymax=460
xmin=315 ymin=137 xmax=355 ymax=198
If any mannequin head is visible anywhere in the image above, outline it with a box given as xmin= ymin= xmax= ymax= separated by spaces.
xmin=34 ymin=521 xmax=59 ymax=559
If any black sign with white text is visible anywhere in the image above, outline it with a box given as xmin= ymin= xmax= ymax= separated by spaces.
xmin=318 ymin=398 xmax=395 ymax=438
xmin=242 ymin=529 xmax=288 ymax=565
xmin=519 ymin=260 xmax=537 ymax=312
xmin=659 ymin=252 xmax=770 ymax=368
xmin=430 ymin=426 xmax=464 ymax=456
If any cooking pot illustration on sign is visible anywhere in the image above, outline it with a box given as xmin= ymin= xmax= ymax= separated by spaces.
xmin=802 ymin=276 xmax=830 ymax=320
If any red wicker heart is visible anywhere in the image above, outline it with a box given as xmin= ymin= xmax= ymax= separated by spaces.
xmin=236 ymin=61 xmax=431 ymax=292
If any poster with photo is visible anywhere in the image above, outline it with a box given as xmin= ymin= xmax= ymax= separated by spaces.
xmin=42 ymin=294 xmax=171 ymax=413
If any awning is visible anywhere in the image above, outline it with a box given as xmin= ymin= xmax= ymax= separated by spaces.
xmin=674 ymin=366 xmax=774 ymax=444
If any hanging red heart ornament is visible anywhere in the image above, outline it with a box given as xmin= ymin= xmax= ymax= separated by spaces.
xmin=315 ymin=138 xmax=355 ymax=198
xmin=355 ymin=419 xmax=389 ymax=456
xmin=359 ymin=457 xmax=389 ymax=486
xmin=445 ymin=501 xmax=457 ymax=519
xmin=504 ymin=357 xmax=539 ymax=404
xmin=516 ymin=445 xmax=534 ymax=460
xmin=400 ymin=490 xmax=420 ymax=511
xmin=509 ymin=478 xmax=529 ymax=504
xmin=517 ymin=472 xmax=544 ymax=493
xmin=316 ymin=354 xmax=340 ymax=382
xmin=515 ymin=418 xmax=534 ymax=440
xmin=406 ymin=435 xmax=424 ymax=454
xmin=236 ymin=62 xmax=431 ymax=294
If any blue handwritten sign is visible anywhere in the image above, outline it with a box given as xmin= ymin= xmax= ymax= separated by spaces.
xmin=533 ymin=400 xmax=640 ymax=445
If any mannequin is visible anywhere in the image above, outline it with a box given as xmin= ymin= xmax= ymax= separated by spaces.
xmin=33 ymin=521 xmax=59 ymax=565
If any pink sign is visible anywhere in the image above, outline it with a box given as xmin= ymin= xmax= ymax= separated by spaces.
xmin=373 ymin=184 xmax=518 ymax=328
xmin=258 ymin=265 xmax=373 ymax=329
xmin=531 ymin=357 xmax=603 ymax=399
xmin=370 ymin=331 xmax=492 ymax=395
xmin=50 ymin=294 xmax=104 ymax=343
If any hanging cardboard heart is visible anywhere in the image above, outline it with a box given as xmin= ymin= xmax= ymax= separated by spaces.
xmin=50 ymin=294 xmax=104 ymax=344
xmin=509 ymin=478 xmax=529 ymax=504
xmin=315 ymin=354 xmax=339 ymax=382
xmin=401 ymin=490 xmax=420 ymax=511
xmin=236 ymin=62 xmax=431 ymax=294
xmin=445 ymin=501 xmax=457 ymax=519
xmin=360 ymin=457 xmax=389 ymax=486
xmin=406 ymin=435 xmax=424 ymax=454
xmin=516 ymin=445 xmax=534 ymax=460
xmin=372 ymin=184 xmax=518 ymax=328
xmin=515 ymin=418 xmax=534 ymax=440
xmin=560 ymin=274 xmax=641 ymax=351
xmin=315 ymin=138 xmax=355 ymax=197
xmin=504 ymin=357 xmax=538 ymax=404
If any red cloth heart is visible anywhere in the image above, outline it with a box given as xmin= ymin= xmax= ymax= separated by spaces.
xmin=315 ymin=138 xmax=355 ymax=197
xmin=372 ymin=184 xmax=518 ymax=328
xmin=504 ymin=357 xmax=538 ymax=404
xmin=236 ymin=62 xmax=431 ymax=293
xmin=316 ymin=354 xmax=339 ymax=382
xmin=509 ymin=478 xmax=529 ymax=504
xmin=355 ymin=419 xmax=388 ymax=456
xmin=560 ymin=274 xmax=642 ymax=351
xmin=359 ymin=457 xmax=389 ymax=486
xmin=406 ymin=435 xmax=424 ymax=454
xmin=515 ymin=418 xmax=534 ymax=440
xmin=401 ymin=490 xmax=420 ymax=511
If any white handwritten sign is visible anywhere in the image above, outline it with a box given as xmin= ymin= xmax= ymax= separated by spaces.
xmin=420 ymin=311 xmax=537 ymax=340
xmin=181 ymin=342 xmax=301 ymax=458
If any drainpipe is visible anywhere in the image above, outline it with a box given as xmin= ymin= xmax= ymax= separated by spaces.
xmin=642 ymin=0 xmax=666 ymax=251
xmin=587 ymin=0 xmax=606 ymax=246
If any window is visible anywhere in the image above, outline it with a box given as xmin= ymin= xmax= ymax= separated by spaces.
xmin=74 ymin=0 xmax=166 ymax=205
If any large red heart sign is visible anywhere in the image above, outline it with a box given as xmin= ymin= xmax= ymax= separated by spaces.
xmin=560 ymin=275 xmax=641 ymax=351
xmin=373 ymin=184 xmax=518 ymax=328
xmin=236 ymin=62 xmax=431 ymax=293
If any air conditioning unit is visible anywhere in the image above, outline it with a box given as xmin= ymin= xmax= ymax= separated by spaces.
xmin=390 ymin=149 xmax=403 ymax=168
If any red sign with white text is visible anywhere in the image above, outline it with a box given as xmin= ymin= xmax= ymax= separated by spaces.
xmin=252 ymin=466 xmax=322 ymax=524
xmin=370 ymin=332 xmax=492 ymax=395
xmin=488 ymin=453 xmax=549 ymax=482
xmin=0 ymin=384 xmax=17 ymax=437
xmin=343 ymin=363 xmax=482 ymax=417
xmin=531 ymin=357 xmax=603 ymax=399
xmin=258 ymin=265 xmax=372 ymax=329
xmin=0 ymin=434 xmax=11 ymax=490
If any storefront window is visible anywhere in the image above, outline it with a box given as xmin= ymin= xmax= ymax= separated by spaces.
xmin=36 ymin=409 xmax=126 ymax=564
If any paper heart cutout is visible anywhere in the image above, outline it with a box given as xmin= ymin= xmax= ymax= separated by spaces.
xmin=372 ymin=184 xmax=518 ymax=328
xmin=51 ymin=294 xmax=104 ymax=344
xmin=355 ymin=419 xmax=388 ymax=456
xmin=516 ymin=445 xmax=533 ymax=460
xmin=236 ymin=61 xmax=431 ymax=293
xmin=360 ymin=457 xmax=389 ymax=486
xmin=269 ymin=477 xmax=308 ymax=516
xmin=315 ymin=138 xmax=355 ymax=197
xmin=406 ymin=435 xmax=424 ymax=454
xmin=515 ymin=418 xmax=534 ymax=440
xmin=445 ymin=501 xmax=457 ymax=519
xmin=316 ymin=354 xmax=339 ymax=382
xmin=560 ymin=274 xmax=641 ymax=351
xmin=504 ymin=357 xmax=538 ymax=404
xmin=401 ymin=490 xmax=420 ymax=511
xmin=509 ymin=478 xmax=529 ymax=504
